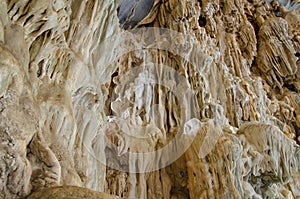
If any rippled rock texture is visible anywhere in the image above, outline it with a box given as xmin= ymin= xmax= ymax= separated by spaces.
xmin=0 ymin=0 xmax=300 ymax=198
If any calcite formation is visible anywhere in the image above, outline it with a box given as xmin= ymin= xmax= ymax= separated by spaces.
xmin=26 ymin=186 xmax=122 ymax=199
xmin=0 ymin=0 xmax=300 ymax=198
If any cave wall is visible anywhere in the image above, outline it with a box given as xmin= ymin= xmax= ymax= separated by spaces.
xmin=0 ymin=0 xmax=300 ymax=198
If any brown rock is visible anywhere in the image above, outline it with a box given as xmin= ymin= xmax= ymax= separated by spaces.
xmin=26 ymin=186 xmax=123 ymax=199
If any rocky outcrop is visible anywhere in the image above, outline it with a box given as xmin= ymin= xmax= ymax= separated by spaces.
xmin=26 ymin=186 xmax=123 ymax=199
xmin=0 ymin=0 xmax=299 ymax=198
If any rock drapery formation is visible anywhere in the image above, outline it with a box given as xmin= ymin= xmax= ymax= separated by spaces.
xmin=0 ymin=0 xmax=300 ymax=198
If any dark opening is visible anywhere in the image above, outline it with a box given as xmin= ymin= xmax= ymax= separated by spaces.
xmin=198 ymin=15 xmax=207 ymax=27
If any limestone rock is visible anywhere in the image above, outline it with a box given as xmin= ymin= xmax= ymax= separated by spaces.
xmin=0 ymin=0 xmax=300 ymax=199
xmin=26 ymin=186 xmax=123 ymax=199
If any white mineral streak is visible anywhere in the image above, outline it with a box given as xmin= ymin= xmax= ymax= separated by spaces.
xmin=0 ymin=0 xmax=299 ymax=199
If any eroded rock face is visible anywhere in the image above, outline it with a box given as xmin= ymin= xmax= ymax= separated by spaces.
xmin=26 ymin=185 xmax=123 ymax=199
xmin=0 ymin=0 xmax=300 ymax=198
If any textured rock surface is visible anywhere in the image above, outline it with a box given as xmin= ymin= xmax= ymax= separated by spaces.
xmin=0 ymin=0 xmax=300 ymax=199
xmin=26 ymin=186 xmax=123 ymax=199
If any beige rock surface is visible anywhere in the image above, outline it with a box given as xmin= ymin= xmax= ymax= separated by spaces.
xmin=26 ymin=186 xmax=123 ymax=199
xmin=0 ymin=0 xmax=300 ymax=198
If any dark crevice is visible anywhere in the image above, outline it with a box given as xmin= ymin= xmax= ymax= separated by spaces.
xmin=7 ymin=2 xmax=16 ymax=14
xmin=274 ymin=10 xmax=283 ymax=17
xmin=198 ymin=0 xmax=202 ymax=8
xmin=283 ymin=82 xmax=297 ymax=92
xmin=11 ymin=7 xmax=20 ymax=20
xmin=198 ymin=15 xmax=206 ymax=27
xmin=24 ymin=15 xmax=34 ymax=26
xmin=104 ymin=68 xmax=119 ymax=116
xmin=37 ymin=60 xmax=43 ymax=78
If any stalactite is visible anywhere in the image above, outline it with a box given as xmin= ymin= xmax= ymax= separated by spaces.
xmin=0 ymin=0 xmax=299 ymax=198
